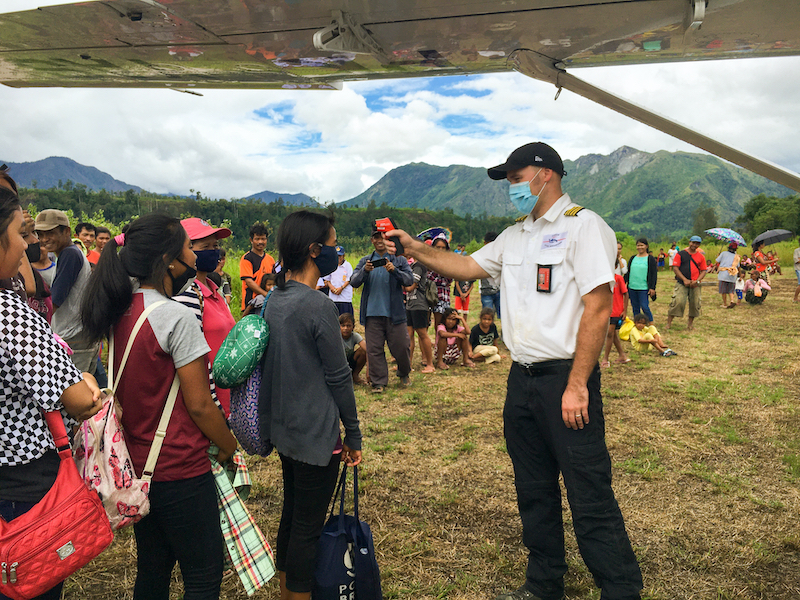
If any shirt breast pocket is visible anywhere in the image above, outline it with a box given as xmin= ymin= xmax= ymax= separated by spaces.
xmin=537 ymin=251 xmax=566 ymax=293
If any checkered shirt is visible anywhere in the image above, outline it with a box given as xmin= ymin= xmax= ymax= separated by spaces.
xmin=211 ymin=451 xmax=275 ymax=596
xmin=427 ymin=271 xmax=452 ymax=305
xmin=0 ymin=290 xmax=82 ymax=466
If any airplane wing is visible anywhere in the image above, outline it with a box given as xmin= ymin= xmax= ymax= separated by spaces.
xmin=1 ymin=0 xmax=799 ymax=189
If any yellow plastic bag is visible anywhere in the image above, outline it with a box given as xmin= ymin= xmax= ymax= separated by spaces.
xmin=618 ymin=317 xmax=634 ymax=341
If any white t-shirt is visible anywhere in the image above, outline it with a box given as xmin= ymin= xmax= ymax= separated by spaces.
xmin=324 ymin=261 xmax=354 ymax=302
xmin=668 ymin=248 xmax=678 ymax=264
xmin=793 ymin=247 xmax=800 ymax=269
xmin=471 ymin=194 xmax=616 ymax=364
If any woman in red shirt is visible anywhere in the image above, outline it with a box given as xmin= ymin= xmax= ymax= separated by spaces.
xmin=81 ymin=214 xmax=236 ymax=600
xmin=180 ymin=218 xmax=237 ymax=416
xmin=752 ymin=240 xmax=776 ymax=284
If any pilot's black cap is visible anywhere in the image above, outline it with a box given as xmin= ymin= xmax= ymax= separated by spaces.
xmin=487 ymin=142 xmax=565 ymax=180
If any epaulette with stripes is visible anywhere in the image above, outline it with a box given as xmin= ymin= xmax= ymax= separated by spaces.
xmin=564 ymin=206 xmax=585 ymax=217
xmin=515 ymin=215 xmax=527 ymax=223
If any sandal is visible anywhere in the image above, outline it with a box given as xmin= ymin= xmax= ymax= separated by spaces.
xmin=600 ymin=360 xmax=611 ymax=368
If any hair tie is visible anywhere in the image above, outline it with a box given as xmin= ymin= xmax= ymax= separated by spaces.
xmin=114 ymin=233 xmax=125 ymax=246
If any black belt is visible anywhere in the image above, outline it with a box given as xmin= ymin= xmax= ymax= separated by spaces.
xmin=514 ymin=359 xmax=573 ymax=377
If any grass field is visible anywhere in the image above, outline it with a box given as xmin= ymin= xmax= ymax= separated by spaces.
xmin=64 ymin=258 xmax=800 ymax=600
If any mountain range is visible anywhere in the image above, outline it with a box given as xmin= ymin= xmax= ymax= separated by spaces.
xmin=3 ymin=148 xmax=795 ymax=237
xmin=344 ymin=146 xmax=794 ymax=237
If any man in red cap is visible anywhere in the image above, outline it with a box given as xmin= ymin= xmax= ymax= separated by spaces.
xmin=381 ymin=142 xmax=642 ymax=600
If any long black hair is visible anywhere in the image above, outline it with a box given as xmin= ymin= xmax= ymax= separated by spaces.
xmin=0 ymin=188 xmax=20 ymax=249
xmin=81 ymin=213 xmax=187 ymax=342
xmin=274 ymin=210 xmax=334 ymax=289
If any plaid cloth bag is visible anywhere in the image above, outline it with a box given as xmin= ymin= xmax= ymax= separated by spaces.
xmin=209 ymin=449 xmax=275 ymax=596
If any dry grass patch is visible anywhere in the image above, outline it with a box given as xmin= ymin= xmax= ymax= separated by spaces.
xmin=64 ymin=274 xmax=800 ymax=600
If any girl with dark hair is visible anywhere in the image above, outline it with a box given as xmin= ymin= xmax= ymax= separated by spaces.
xmin=751 ymin=240 xmax=777 ymax=284
xmin=259 ymin=210 xmax=362 ymax=600
xmin=0 ymin=187 xmax=102 ymax=600
xmin=81 ymin=213 xmax=236 ymax=600
xmin=624 ymin=237 xmax=658 ymax=324
xmin=427 ymin=233 xmax=454 ymax=330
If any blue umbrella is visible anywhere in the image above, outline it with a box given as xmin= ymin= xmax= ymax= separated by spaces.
xmin=705 ymin=228 xmax=746 ymax=247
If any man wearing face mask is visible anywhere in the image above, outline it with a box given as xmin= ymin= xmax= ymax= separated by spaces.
xmin=34 ymin=209 xmax=100 ymax=375
xmin=175 ymin=218 xmax=236 ymax=416
xmin=350 ymin=224 xmax=414 ymax=393
xmin=381 ymin=142 xmax=642 ymax=600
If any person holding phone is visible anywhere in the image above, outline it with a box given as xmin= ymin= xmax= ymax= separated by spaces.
xmin=350 ymin=224 xmax=414 ymax=394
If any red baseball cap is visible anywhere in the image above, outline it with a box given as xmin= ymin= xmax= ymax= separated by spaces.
xmin=181 ymin=217 xmax=231 ymax=241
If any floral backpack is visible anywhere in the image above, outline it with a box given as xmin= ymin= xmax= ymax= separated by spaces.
xmin=73 ymin=301 xmax=180 ymax=530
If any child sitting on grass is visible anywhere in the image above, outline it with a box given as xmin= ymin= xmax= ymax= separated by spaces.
xmin=744 ymin=270 xmax=771 ymax=304
xmin=435 ymin=307 xmax=475 ymax=369
xmin=467 ymin=307 xmax=502 ymax=364
xmin=629 ymin=313 xmax=677 ymax=356
xmin=339 ymin=313 xmax=367 ymax=384
xmin=601 ymin=267 xmax=630 ymax=367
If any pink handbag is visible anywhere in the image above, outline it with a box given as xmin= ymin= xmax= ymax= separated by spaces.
xmin=73 ymin=301 xmax=180 ymax=530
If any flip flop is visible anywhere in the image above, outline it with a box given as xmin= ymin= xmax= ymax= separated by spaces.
xmin=615 ymin=357 xmax=631 ymax=364
xmin=600 ymin=361 xmax=611 ymax=368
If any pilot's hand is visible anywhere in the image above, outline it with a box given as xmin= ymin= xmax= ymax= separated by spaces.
xmin=384 ymin=260 xmax=395 ymax=273
xmin=364 ymin=261 xmax=374 ymax=272
xmin=382 ymin=229 xmax=415 ymax=256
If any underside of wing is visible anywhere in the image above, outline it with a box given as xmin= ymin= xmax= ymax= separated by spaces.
xmin=0 ymin=0 xmax=798 ymax=89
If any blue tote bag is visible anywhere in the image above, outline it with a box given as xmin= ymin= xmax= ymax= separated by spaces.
xmin=313 ymin=465 xmax=382 ymax=600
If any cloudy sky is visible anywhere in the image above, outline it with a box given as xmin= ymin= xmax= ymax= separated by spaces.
xmin=2 ymin=1 xmax=799 ymax=203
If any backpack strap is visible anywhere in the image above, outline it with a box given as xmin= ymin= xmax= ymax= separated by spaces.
xmin=108 ymin=300 xmax=169 ymax=393
xmin=107 ymin=298 xmax=180 ymax=481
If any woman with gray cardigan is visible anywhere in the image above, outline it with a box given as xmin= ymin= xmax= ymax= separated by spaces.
xmin=259 ymin=211 xmax=362 ymax=600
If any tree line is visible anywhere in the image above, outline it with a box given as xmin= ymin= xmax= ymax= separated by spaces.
xmin=17 ymin=185 xmax=516 ymax=251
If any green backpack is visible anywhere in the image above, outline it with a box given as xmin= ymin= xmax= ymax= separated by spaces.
xmin=212 ymin=293 xmax=271 ymax=389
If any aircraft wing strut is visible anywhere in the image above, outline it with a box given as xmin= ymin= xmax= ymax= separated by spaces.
xmin=511 ymin=49 xmax=800 ymax=193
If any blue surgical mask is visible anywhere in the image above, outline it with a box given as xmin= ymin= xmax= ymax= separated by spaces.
xmin=194 ymin=248 xmax=220 ymax=273
xmin=313 ymin=244 xmax=339 ymax=277
xmin=508 ymin=169 xmax=545 ymax=215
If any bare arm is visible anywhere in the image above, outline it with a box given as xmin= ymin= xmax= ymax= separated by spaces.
xmin=60 ymin=374 xmax=103 ymax=421
xmin=561 ymin=284 xmax=612 ymax=430
xmin=383 ymin=229 xmax=490 ymax=281
xmin=244 ymin=277 xmax=269 ymax=297
xmin=177 ymin=357 xmax=237 ymax=463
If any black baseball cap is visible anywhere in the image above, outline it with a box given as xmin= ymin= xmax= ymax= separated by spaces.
xmin=487 ymin=142 xmax=566 ymax=180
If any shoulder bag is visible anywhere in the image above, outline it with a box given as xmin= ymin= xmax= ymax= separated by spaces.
xmin=73 ymin=300 xmax=180 ymax=530
xmin=229 ymin=294 xmax=273 ymax=456
xmin=213 ymin=292 xmax=271 ymax=389
xmin=0 ymin=412 xmax=114 ymax=600
xmin=314 ymin=465 xmax=382 ymax=600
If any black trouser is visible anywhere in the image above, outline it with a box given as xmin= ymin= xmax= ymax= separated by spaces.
xmin=364 ymin=316 xmax=411 ymax=386
xmin=0 ymin=501 xmax=63 ymax=600
xmin=504 ymin=361 xmax=642 ymax=600
xmin=277 ymin=453 xmax=341 ymax=593
xmin=132 ymin=471 xmax=223 ymax=600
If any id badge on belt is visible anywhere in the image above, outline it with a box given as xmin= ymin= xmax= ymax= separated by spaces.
xmin=537 ymin=265 xmax=552 ymax=293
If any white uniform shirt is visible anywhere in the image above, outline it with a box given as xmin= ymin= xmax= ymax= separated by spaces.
xmin=471 ymin=194 xmax=616 ymax=364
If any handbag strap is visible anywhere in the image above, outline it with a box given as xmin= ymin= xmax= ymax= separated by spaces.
xmin=43 ymin=411 xmax=73 ymax=461
xmin=108 ymin=300 xmax=169 ymax=393
xmin=258 ymin=289 xmax=273 ymax=319
xmin=352 ymin=464 xmax=360 ymax=522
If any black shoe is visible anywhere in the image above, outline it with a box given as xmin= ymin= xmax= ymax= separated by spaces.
xmin=494 ymin=586 xmax=545 ymax=600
